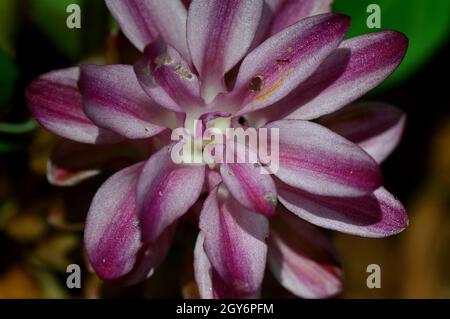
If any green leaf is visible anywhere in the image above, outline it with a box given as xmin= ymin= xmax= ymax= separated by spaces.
xmin=0 ymin=119 xmax=38 ymax=134
xmin=0 ymin=48 xmax=18 ymax=107
xmin=334 ymin=0 xmax=450 ymax=90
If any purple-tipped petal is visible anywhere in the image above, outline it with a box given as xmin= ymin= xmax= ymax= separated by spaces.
xmin=26 ymin=67 xmax=122 ymax=144
xmin=105 ymin=0 xmax=190 ymax=59
xmin=279 ymin=31 xmax=408 ymax=120
xmin=266 ymin=120 xmax=383 ymax=197
xmin=199 ymin=186 xmax=269 ymax=297
xmin=137 ymin=145 xmax=205 ymax=243
xmin=124 ymin=224 xmax=176 ymax=286
xmin=220 ymin=144 xmax=277 ymax=217
xmin=84 ymin=163 xmax=144 ymax=281
xmin=80 ymin=64 xmax=173 ymax=139
xmin=134 ymin=41 xmax=203 ymax=113
xmin=187 ymin=0 xmax=264 ymax=100
xmin=278 ymin=185 xmax=409 ymax=238
xmin=320 ymin=102 xmax=406 ymax=163
xmin=269 ymin=0 xmax=333 ymax=35
xmin=268 ymin=210 xmax=342 ymax=298
xmin=234 ymin=13 xmax=349 ymax=115
xmin=48 ymin=140 xmax=134 ymax=186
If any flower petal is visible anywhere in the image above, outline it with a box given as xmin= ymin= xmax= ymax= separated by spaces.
xmin=320 ymin=102 xmax=406 ymax=163
xmin=199 ymin=185 xmax=269 ymax=297
xmin=269 ymin=0 xmax=333 ymax=35
xmin=220 ymin=143 xmax=277 ymax=217
xmin=84 ymin=162 xmax=144 ymax=281
xmin=278 ymin=31 xmax=408 ymax=120
xmin=26 ymin=67 xmax=122 ymax=144
xmin=266 ymin=119 xmax=383 ymax=197
xmin=123 ymin=224 xmax=176 ymax=286
xmin=194 ymin=231 xmax=251 ymax=299
xmin=278 ymin=185 xmax=409 ymax=238
xmin=137 ymin=145 xmax=205 ymax=243
xmin=80 ymin=64 xmax=172 ymax=139
xmin=48 ymin=140 xmax=135 ymax=186
xmin=268 ymin=209 xmax=342 ymax=298
xmin=134 ymin=41 xmax=203 ymax=113
xmin=187 ymin=0 xmax=264 ymax=101
xmin=234 ymin=13 xmax=349 ymax=115
xmin=105 ymin=0 xmax=190 ymax=59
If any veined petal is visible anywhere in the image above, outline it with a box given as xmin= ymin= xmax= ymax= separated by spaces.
xmin=124 ymin=224 xmax=176 ymax=286
xmin=199 ymin=186 xmax=269 ymax=297
xmin=137 ymin=145 xmax=205 ymax=243
xmin=80 ymin=64 xmax=172 ymax=139
xmin=134 ymin=41 xmax=203 ymax=113
xmin=278 ymin=185 xmax=409 ymax=238
xmin=206 ymin=168 xmax=222 ymax=191
xmin=105 ymin=0 xmax=190 ymax=59
xmin=280 ymin=31 xmax=408 ymax=120
xmin=320 ymin=102 xmax=406 ymax=163
xmin=269 ymin=0 xmax=333 ymax=35
xmin=194 ymin=231 xmax=215 ymax=298
xmin=234 ymin=13 xmax=349 ymax=115
xmin=26 ymin=67 xmax=122 ymax=144
xmin=268 ymin=209 xmax=342 ymax=298
xmin=84 ymin=162 xmax=144 ymax=281
xmin=194 ymin=231 xmax=253 ymax=299
xmin=220 ymin=143 xmax=277 ymax=217
xmin=266 ymin=120 xmax=382 ymax=197
xmin=48 ymin=140 xmax=135 ymax=186
xmin=187 ymin=0 xmax=264 ymax=101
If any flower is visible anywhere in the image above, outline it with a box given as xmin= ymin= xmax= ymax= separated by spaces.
xmin=26 ymin=0 xmax=409 ymax=298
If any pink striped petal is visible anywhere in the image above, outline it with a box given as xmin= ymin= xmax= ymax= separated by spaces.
xmin=269 ymin=0 xmax=333 ymax=35
xmin=137 ymin=145 xmax=205 ymax=243
xmin=199 ymin=186 xmax=269 ymax=297
xmin=234 ymin=13 xmax=349 ymax=115
xmin=320 ymin=102 xmax=406 ymax=163
xmin=278 ymin=185 xmax=409 ymax=238
xmin=80 ymin=64 xmax=172 ymax=139
xmin=84 ymin=163 xmax=144 ymax=281
xmin=187 ymin=0 xmax=264 ymax=101
xmin=194 ymin=231 xmax=254 ymax=299
xmin=266 ymin=120 xmax=383 ymax=197
xmin=268 ymin=209 xmax=342 ymax=298
xmin=26 ymin=67 xmax=122 ymax=144
xmin=220 ymin=144 xmax=277 ymax=217
xmin=194 ymin=232 xmax=216 ymax=298
xmin=280 ymin=31 xmax=408 ymax=120
xmin=123 ymin=224 xmax=176 ymax=286
xmin=105 ymin=0 xmax=190 ymax=59
xmin=48 ymin=140 xmax=135 ymax=186
xmin=134 ymin=41 xmax=203 ymax=113
xmin=206 ymin=169 xmax=222 ymax=191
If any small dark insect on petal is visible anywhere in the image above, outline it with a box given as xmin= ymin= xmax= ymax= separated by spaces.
xmin=248 ymin=75 xmax=265 ymax=92
xmin=238 ymin=116 xmax=247 ymax=125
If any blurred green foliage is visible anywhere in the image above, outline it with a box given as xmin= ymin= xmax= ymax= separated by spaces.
xmin=0 ymin=0 xmax=17 ymax=55
xmin=0 ymin=49 xmax=17 ymax=108
xmin=28 ymin=0 xmax=109 ymax=62
xmin=334 ymin=0 xmax=450 ymax=90
xmin=29 ymin=0 xmax=84 ymax=61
